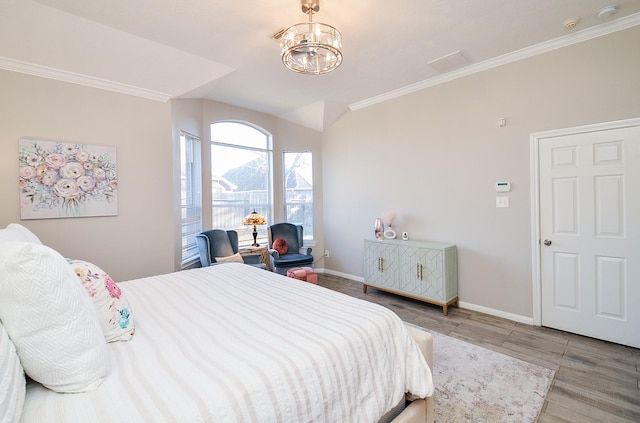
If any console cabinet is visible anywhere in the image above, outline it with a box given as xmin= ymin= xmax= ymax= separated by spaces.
xmin=364 ymin=239 xmax=458 ymax=315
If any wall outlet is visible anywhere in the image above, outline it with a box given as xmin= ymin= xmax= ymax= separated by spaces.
xmin=325 ymin=250 xmax=330 ymax=258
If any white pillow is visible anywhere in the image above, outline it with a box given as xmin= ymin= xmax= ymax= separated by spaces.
xmin=0 ymin=320 xmax=25 ymax=423
xmin=0 ymin=223 xmax=42 ymax=244
xmin=0 ymin=242 xmax=109 ymax=393
xmin=215 ymin=252 xmax=244 ymax=264
xmin=68 ymin=259 xmax=135 ymax=342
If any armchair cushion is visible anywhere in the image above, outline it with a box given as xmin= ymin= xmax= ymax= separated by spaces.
xmin=273 ymin=238 xmax=288 ymax=255
xmin=241 ymin=253 xmax=263 ymax=265
xmin=215 ymin=252 xmax=244 ymax=264
xmin=272 ymin=253 xmax=313 ymax=266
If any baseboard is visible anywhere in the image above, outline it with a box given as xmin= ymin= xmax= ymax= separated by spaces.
xmin=457 ymin=301 xmax=534 ymax=325
xmin=319 ymin=269 xmax=534 ymax=325
xmin=320 ymin=268 xmax=364 ymax=282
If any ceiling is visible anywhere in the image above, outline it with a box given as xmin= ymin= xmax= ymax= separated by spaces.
xmin=1 ymin=0 xmax=639 ymax=131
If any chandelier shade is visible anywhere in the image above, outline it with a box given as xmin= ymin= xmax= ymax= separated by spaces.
xmin=280 ymin=0 xmax=343 ymax=75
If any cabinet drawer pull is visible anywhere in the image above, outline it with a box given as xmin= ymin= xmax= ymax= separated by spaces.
xmin=420 ymin=264 xmax=423 ymax=280
xmin=416 ymin=264 xmax=420 ymax=279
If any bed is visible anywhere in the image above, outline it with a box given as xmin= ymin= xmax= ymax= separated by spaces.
xmin=0 ymin=225 xmax=434 ymax=423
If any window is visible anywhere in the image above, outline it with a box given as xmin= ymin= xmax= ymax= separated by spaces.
xmin=283 ymin=151 xmax=313 ymax=240
xmin=211 ymin=122 xmax=273 ymax=246
xmin=180 ymin=132 xmax=202 ymax=268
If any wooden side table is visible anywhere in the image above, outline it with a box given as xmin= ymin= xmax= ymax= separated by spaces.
xmin=240 ymin=246 xmax=271 ymax=271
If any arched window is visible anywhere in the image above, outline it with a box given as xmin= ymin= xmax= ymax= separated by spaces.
xmin=211 ymin=121 xmax=273 ymax=246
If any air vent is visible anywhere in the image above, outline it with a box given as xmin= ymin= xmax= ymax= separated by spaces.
xmin=427 ymin=50 xmax=471 ymax=73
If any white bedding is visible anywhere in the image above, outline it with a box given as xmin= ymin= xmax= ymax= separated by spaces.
xmin=21 ymin=263 xmax=433 ymax=422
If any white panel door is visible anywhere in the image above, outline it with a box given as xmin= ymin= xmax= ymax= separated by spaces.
xmin=539 ymin=125 xmax=640 ymax=348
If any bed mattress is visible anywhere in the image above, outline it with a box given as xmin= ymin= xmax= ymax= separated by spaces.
xmin=21 ymin=263 xmax=433 ymax=422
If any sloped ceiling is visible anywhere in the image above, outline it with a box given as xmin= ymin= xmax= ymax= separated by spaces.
xmin=1 ymin=0 xmax=639 ymax=131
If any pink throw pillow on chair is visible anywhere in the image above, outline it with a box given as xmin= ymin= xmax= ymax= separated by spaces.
xmin=273 ymin=238 xmax=288 ymax=255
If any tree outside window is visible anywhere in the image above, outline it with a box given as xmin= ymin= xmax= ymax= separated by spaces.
xmin=283 ymin=151 xmax=313 ymax=240
xmin=211 ymin=122 xmax=273 ymax=246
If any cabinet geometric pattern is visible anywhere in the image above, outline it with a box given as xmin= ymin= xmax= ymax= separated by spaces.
xmin=400 ymin=247 xmax=444 ymax=300
xmin=364 ymin=241 xmax=399 ymax=289
xmin=364 ymin=239 xmax=458 ymax=315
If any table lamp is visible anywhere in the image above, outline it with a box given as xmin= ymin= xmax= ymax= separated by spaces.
xmin=242 ymin=210 xmax=266 ymax=247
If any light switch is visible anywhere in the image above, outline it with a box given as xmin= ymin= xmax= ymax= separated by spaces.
xmin=496 ymin=196 xmax=509 ymax=208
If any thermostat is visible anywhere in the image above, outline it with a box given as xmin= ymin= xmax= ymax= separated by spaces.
xmin=495 ymin=182 xmax=511 ymax=192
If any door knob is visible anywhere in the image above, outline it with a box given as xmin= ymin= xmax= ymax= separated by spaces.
xmin=543 ymin=239 xmax=552 ymax=246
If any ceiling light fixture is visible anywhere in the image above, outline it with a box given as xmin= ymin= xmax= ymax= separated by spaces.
xmin=281 ymin=0 xmax=343 ymax=75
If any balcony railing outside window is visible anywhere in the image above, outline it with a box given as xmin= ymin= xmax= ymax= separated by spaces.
xmin=211 ymin=122 xmax=273 ymax=247
xmin=284 ymin=151 xmax=313 ymax=240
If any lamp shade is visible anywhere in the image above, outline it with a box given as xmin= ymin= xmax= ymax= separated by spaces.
xmin=242 ymin=210 xmax=266 ymax=226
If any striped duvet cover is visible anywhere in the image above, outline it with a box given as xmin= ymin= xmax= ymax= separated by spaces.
xmin=22 ymin=263 xmax=433 ymax=422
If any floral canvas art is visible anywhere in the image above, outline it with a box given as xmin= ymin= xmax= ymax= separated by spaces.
xmin=19 ymin=139 xmax=118 ymax=219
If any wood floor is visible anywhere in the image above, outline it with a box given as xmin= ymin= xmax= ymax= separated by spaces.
xmin=317 ymin=273 xmax=640 ymax=423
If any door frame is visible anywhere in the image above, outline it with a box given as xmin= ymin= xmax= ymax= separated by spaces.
xmin=529 ymin=117 xmax=640 ymax=327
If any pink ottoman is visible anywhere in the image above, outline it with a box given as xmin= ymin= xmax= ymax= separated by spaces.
xmin=286 ymin=267 xmax=318 ymax=284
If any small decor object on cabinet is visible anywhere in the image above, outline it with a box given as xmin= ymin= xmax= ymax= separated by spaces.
xmin=383 ymin=211 xmax=397 ymax=239
xmin=402 ymin=231 xmax=409 ymax=241
xmin=374 ymin=218 xmax=384 ymax=240
xmin=384 ymin=227 xmax=396 ymax=239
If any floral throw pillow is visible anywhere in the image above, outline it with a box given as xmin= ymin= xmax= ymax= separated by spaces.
xmin=67 ymin=259 xmax=134 ymax=342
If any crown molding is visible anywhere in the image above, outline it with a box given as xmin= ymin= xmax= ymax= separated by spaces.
xmin=0 ymin=57 xmax=172 ymax=102
xmin=349 ymin=12 xmax=640 ymax=111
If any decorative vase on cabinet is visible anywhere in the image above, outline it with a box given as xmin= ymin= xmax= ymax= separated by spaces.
xmin=363 ymin=238 xmax=458 ymax=315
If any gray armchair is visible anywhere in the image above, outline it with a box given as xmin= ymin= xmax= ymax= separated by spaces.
xmin=267 ymin=223 xmax=313 ymax=275
xmin=196 ymin=229 xmax=267 ymax=269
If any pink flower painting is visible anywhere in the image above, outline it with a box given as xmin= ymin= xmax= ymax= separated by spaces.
xmin=19 ymin=139 xmax=118 ymax=219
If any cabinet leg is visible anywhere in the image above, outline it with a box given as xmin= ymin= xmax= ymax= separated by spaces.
xmin=442 ymin=297 xmax=459 ymax=316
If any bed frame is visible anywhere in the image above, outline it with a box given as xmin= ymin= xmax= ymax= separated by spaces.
xmin=390 ymin=326 xmax=434 ymax=423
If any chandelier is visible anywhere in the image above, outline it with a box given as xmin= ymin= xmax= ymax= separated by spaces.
xmin=280 ymin=0 xmax=343 ymax=75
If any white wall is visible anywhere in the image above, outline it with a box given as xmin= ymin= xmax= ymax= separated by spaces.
xmin=320 ymin=26 xmax=640 ymax=319
xmin=0 ymin=70 xmax=174 ymax=281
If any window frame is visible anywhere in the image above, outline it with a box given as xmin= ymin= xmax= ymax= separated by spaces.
xmin=179 ymin=131 xmax=202 ymax=268
xmin=283 ymin=150 xmax=314 ymax=241
xmin=210 ymin=121 xmax=274 ymax=247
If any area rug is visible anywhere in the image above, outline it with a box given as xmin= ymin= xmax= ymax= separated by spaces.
xmin=407 ymin=324 xmax=555 ymax=423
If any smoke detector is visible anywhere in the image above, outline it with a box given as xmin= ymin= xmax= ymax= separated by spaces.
xmin=597 ymin=5 xmax=618 ymax=19
xmin=563 ymin=17 xmax=580 ymax=29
